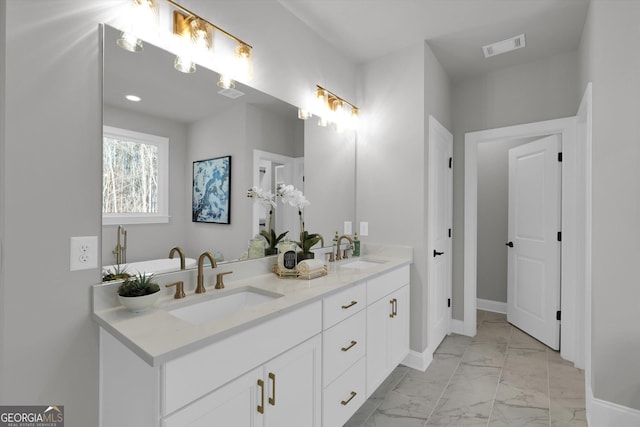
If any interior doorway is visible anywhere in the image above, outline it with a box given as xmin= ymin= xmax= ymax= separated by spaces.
xmin=464 ymin=117 xmax=581 ymax=363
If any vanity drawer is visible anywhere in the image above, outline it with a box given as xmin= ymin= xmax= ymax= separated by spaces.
xmin=323 ymin=310 xmax=366 ymax=386
xmin=162 ymin=301 xmax=322 ymax=415
xmin=322 ymin=356 xmax=366 ymax=427
xmin=367 ymin=265 xmax=410 ymax=304
xmin=323 ymin=281 xmax=366 ymax=329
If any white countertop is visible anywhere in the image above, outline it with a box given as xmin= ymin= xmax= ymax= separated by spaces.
xmin=92 ymin=255 xmax=412 ymax=366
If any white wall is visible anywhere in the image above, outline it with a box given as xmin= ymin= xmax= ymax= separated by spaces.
xmin=451 ymin=50 xmax=581 ymax=319
xmin=0 ymin=1 xmax=357 ymax=425
xmin=102 ymin=105 xmax=189 ymax=265
xmin=357 ymin=42 xmax=451 ymax=353
xmin=0 ymin=0 xmax=7 ymax=389
xmin=476 ymin=136 xmax=537 ymax=303
xmin=579 ymin=0 xmax=640 ymax=411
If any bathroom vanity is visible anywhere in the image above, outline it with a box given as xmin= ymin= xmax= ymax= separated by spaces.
xmin=93 ymin=254 xmax=411 ymax=427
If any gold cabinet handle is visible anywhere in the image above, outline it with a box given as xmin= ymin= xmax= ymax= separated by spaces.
xmin=257 ymin=379 xmax=265 ymax=414
xmin=341 ymin=340 xmax=358 ymax=352
xmin=389 ymin=299 xmax=395 ymax=318
xmin=268 ymin=372 xmax=276 ymax=406
xmin=393 ymin=298 xmax=398 ymax=317
xmin=341 ymin=300 xmax=358 ymax=310
xmin=341 ymin=391 xmax=357 ymax=406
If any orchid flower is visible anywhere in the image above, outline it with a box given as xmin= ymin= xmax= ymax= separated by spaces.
xmin=247 ymin=186 xmax=276 ymax=208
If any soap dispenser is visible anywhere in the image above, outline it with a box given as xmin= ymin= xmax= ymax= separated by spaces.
xmin=353 ymin=232 xmax=360 ymax=257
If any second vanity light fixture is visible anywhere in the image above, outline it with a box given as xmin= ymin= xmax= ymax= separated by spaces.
xmin=117 ymin=0 xmax=254 ymax=89
xmin=298 ymin=85 xmax=359 ymax=132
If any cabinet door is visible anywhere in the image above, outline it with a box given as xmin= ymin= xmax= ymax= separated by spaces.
xmin=263 ymin=335 xmax=321 ymax=427
xmin=389 ymin=285 xmax=410 ymax=369
xmin=162 ymin=367 xmax=261 ymax=427
xmin=366 ymin=295 xmax=393 ymax=396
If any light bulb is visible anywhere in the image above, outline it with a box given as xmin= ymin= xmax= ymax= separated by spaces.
xmin=217 ymin=75 xmax=235 ymax=89
xmin=117 ymin=32 xmax=143 ymax=52
xmin=298 ymin=109 xmax=312 ymax=120
xmin=174 ymin=55 xmax=196 ymax=73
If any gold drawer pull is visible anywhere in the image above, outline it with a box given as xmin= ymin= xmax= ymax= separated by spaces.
xmin=257 ymin=379 xmax=265 ymax=414
xmin=341 ymin=300 xmax=358 ymax=309
xmin=389 ymin=298 xmax=396 ymax=318
xmin=268 ymin=372 xmax=276 ymax=406
xmin=341 ymin=340 xmax=357 ymax=352
xmin=341 ymin=391 xmax=357 ymax=406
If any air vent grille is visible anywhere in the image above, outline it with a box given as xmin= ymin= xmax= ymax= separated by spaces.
xmin=482 ymin=34 xmax=526 ymax=58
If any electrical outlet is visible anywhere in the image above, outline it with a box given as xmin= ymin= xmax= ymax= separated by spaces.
xmin=70 ymin=236 xmax=98 ymax=271
xmin=344 ymin=221 xmax=352 ymax=235
xmin=360 ymin=221 xmax=369 ymax=236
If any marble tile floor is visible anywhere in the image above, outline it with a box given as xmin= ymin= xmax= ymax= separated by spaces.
xmin=345 ymin=310 xmax=587 ymax=427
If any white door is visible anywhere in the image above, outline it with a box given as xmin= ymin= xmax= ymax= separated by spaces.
xmin=507 ymin=135 xmax=561 ymax=350
xmin=428 ymin=116 xmax=453 ymax=351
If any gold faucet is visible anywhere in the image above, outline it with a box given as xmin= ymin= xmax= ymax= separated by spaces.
xmin=112 ymin=225 xmax=127 ymax=264
xmin=335 ymin=235 xmax=354 ymax=261
xmin=196 ymin=252 xmax=217 ymax=294
xmin=169 ymin=246 xmax=186 ymax=270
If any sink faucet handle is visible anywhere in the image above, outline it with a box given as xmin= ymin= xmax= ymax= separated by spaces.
xmin=166 ymin=281 xmax=186 ymax=299
xmin=215 ymin=271 xmax=233 ymax=289
xmin=325 ymin=252 xmax=335 ymax=263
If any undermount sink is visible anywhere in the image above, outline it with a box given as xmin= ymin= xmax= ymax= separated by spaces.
xmin=168 ymin=287 xmax=283 ymax=325
xmin=338 ymin=259 xmax=385 ymax=270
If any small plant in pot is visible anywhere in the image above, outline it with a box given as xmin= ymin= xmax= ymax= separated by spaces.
xmin=261 ymin=228 xmax=289 ymax=256
xmin=296 ymin=230 xmax=321 ymax=261
xmin=117 ymin=273 xmax=161 ymax=313
xmin=102 ymin=264 xmax=131 ymax=282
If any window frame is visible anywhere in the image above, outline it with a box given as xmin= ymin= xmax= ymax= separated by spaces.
xmin=102 ymin=125 xmax=169 ymax=225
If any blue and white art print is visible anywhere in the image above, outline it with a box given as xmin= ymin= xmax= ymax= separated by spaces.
xmin=192 ymin=156 xmax=231 ymax=224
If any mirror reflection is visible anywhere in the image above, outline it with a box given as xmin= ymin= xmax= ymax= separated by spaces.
xmin=102 ymin=24 xmax=306 ymax=277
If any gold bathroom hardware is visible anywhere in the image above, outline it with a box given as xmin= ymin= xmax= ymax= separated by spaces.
xmin=257 ymin=379 xmax=265 ymax=414
xmin=341 ymin=391 xmax=357 ymax=406
xmin=215 ymin=271 xmax=233 ymax=289
xmin=335 ymin=234 xmax=354 ymax=261
xmin=168 ymin=246 xmax=186 ymax=269
xmin=389 ymin=298 xmax=398 ymax=318
xmin=112 ymin=225 xmax=127 ymax=264
xmin=268 ymin=372 xmax=276 ymax=406
xmin=341 ymin=301 xmax=358 ymax=310
xmin=341 ymin=340 xmax=357 ymax=352
xmin=196 ymin=252 xmax=217 ymax=294
xmin=165 ymin=281 xmax=185 ymax=299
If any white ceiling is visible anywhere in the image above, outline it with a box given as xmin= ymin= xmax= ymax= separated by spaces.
xmin=277 ymin=0 xmax=590 ymax=81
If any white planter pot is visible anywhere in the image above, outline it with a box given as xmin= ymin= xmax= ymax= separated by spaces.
xmin=118 ymin=291 xmax=160 ymax=313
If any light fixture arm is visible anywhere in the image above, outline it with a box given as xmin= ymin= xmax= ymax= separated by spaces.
xmin=316 ymin=85 xmax=358 ymax=113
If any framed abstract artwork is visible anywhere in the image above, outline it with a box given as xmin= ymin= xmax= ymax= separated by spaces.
xmin=192 ymin=156 xmax=231 ymax=224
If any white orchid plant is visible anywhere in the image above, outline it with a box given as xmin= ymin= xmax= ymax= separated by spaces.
xmin=247 ymin=186 xmax=287 ymax=254
xmin=247 ymin=185 xmax=320 ymax=256
xmin=277 ymin=184 xmax=320 ymax=256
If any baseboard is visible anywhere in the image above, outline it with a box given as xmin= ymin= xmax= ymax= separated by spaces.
xmin=401 ymin=349 xmax=433 ymax=372
xmin=587 ymin=385 xmax=640 ymax=427
xmin=451 ymin=319 xmax=465 ymax=335
xmin=477 ymin=298 xmax=507 ymax=314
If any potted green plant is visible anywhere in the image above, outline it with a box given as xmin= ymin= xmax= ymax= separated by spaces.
xmin=117 ymin=273 xmax=161 ymax=313
xmin=296 ymin=230 xmax=321 ymax=261
xmin=261 ymin=228 xmax=289 ymax=255
xmin=102 ymin=264 xmax=131 ymax=282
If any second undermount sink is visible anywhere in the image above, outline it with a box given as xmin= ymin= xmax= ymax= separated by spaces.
xmin=338 ymin=259 xmax=385 ymax=270
xmin=168 ymin=287 xmax=283 ymax=325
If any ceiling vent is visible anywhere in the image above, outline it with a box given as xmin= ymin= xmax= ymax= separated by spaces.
xmin=218 ymin=87 xmax=245 ymax=99
xmin=482 ymin=34 xmax=526 ymax=58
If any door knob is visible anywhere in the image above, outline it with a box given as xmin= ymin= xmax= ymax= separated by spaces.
xmin=506 ymin=242 xmax=514 ymax=247
xmin=433 ymin=250 xmax=444 ymax=257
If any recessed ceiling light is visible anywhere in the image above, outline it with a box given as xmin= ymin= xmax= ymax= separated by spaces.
xmin=482 ymin=34 xmax=526 ymax=58
xmin=125 ymin=95 xmax=141 ymax=102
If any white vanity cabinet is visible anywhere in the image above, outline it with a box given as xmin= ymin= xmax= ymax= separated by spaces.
xmin=100 ymin=301 xmax=322 ymax=427
xmin=321 ymin=282 xmax=367 ymax=427
xmin=365 ymin=266 xmax=410 ymax=396
xmin=163 ymin=335 xmax=321 ymax=427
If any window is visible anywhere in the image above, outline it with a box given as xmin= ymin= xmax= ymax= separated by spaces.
xmin=103 ymin=126 xmax=169 ymax=225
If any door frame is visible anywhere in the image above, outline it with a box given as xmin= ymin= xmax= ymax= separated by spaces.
xmin=463 ymin=117 xmax=581 ymax=363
